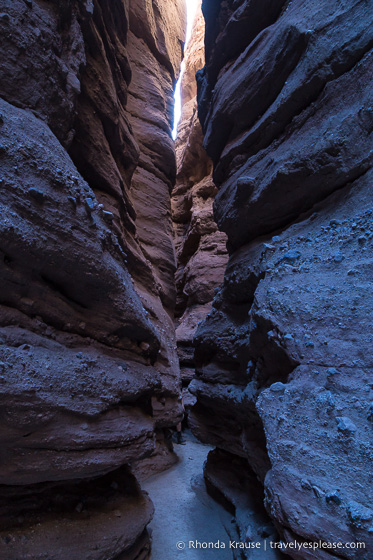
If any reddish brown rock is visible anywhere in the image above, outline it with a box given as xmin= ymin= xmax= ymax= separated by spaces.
xmin=0 ymin=0 xmax=185 ymax=557
xmin=172 ymin=3 xmax=228 ymax=397
xmin=191 ymin=0 xmax=373 ymax=557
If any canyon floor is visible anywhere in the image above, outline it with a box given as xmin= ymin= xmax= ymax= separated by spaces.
xmin=143 ymin=434 xmax=233 ymax=560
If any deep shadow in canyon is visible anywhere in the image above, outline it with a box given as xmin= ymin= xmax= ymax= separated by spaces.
xmin=0 ymin=0 xmax=372 ymax=559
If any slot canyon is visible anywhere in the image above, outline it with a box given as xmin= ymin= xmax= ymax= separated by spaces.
xmin=0 ymin=0 xmax=372 ymax=559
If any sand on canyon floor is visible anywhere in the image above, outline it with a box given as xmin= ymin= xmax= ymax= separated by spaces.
xmin=143 ymin=433 xmax=234 ymax=560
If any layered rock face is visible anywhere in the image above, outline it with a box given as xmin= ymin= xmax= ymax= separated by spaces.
xmin=191 ymin=0 xmax=373 ymax=557
xmin=0 ymin=0 xmax=184 ymax=558
xmin=172 ymin=4 xmax=228 ymax=400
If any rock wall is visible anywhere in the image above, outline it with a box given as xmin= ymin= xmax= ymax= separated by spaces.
xmin=172 ymin=3 xmax=228 ymax=401
xmin=0 ymin=1 xmax=184 ymax=558
xmin=191 ymin=0 xmax=373 ymax=557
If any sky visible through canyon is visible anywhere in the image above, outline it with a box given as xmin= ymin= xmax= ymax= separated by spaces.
xmin=172 ymin=0 xmax=200 ymax=139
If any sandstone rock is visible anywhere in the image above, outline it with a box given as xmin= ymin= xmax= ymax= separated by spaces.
xmin=192 ymin=0 xmax=373 ymax=557
xmin=172 ymin=2 xmax=228 ymax=398
xmin=0 ymin=0 xmax=185 ymax=557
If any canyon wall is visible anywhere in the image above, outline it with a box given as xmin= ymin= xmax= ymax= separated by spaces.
xmin=172 ymin=4 xmax=228 ymax=404
xmin=191 ymin=0 xmax=373 ymax=557
xmin=0 ymin=0 xmax=184 ymax=558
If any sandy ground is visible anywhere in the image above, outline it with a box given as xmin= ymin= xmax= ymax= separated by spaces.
xmin=143 ymin=434 xmax=234 ymax=560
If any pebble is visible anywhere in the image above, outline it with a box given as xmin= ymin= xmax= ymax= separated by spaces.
xmin=84 ymin=197 xmax=95 ymax=214
xmin=281 ymin=250 xmax=301 ymax=264
xmin=336 ymin=416 xmax=356 ymax=434
xmin=67 ymin=196 xmax=76 ymax=207
xmin=28 ymin=187 xmax=44 ymax=202
xmin=347 ymin=501 xmax=373 ymax=528
xmin=270 ymin=382 xmax=286 ymax=393
xmin=102 ymin=210 xmax=114 ymax=223
xmin=326 ymin=491 xmax=341 ymax=505
xmin=333 ymin=254 xmax=345 ymax=263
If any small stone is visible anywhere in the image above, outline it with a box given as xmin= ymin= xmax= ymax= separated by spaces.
xmin=312 ymin=485 xmax=324 ymax=499
xmin=114 ymin=510 xmax=122 ymax=517
xmin=330 ymin=219 xmax=341 ymax=227
xmin=66 ymin=72 xmax=81 ymax=94
xmin=347 ymin=501 xmax=373 ymax=528
xmin=84 ymin=197 xmax=95 ymax=214
xmin=0 ymin=13 xmax=10 ymax=22
xmin=28 ymin=188 xmax=44 ymax=202
xmin=272 ymin=236 xmax=281 ymax=243
xmin=281 ymin=250 xmax=301 ymax=264
xmin=336 ymin=416 xmax=356 ymax=434
xmin=270 ymin=382 xmax=286 ymax=393
xmin=76 ymin=352 xmax=83 ymax=359
xmin=326 ymin=491 xmax=341 ymax=505
xmin=67 ymin=196 xmax=76 ymax=207
xmin=102 ymin=210 xmax=114 ymax=223
xmin=333 ymin=254 xmax=345 ymax=263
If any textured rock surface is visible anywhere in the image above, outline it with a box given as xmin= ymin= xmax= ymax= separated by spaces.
xmin=172 ymin=3 xmax=228 ymax=401
xmin=0 ymin=0 xmax=184 ymax=557
xmin=191 ymin=0 xmax=373 ymax=557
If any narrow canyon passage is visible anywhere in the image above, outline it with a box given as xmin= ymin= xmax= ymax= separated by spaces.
xmin=0 ymin=0 xmax=372 ymax=559
xmin=143 ymin=435 xmax=233 ymax=560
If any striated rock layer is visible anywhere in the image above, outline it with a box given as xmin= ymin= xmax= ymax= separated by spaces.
xmin=0 ymin=0 xmax=185 ymax=558
xmin=172 ymin=3 xmax=228 ymax=403
xmin=191 ymin=0 xmax=373 ymax=557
